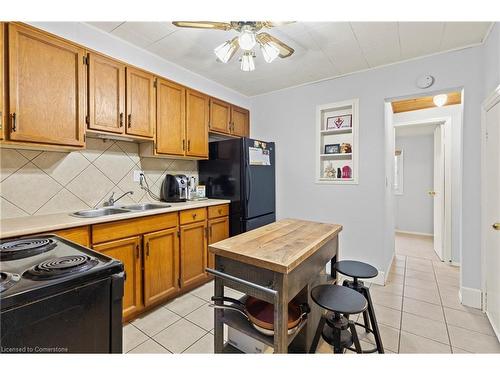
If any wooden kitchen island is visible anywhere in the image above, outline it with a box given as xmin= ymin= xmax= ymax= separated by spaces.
xmin=207 ymin=219 xmax=342 ymax=354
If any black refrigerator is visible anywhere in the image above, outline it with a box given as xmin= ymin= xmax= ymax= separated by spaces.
xmin=199 ymin=137 xmax=276 ymax=236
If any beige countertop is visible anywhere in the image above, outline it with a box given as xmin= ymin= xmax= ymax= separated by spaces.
xmin=209 ymin=218 xmax=342 ymax=274
xmin=0 ymin=199 xmax=230 ymax=239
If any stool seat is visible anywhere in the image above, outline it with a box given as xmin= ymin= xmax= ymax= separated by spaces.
xmin=311 ymin=285 xmax=368 ymax=315
xmin=334 ymin=260 xmax=378 ymax=279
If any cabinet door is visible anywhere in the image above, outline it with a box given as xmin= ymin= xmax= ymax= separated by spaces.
xmin=231 ymin=105 xmax=250 ymax=137
xmin=143 ymin=228 xmax=180 ymax=306
xmin=8 ymin=24 xmax=85 ymax=146
xmin=88 ymin=53 xmax=125 ymax=134
xmin=0 ymin=23 xmax=4 ymax=140
xmin=209 ymin=98 xmax=230 ymax=134
xmin=207 ymin=216 xmax=229 ymax=270
xmin=93 ymin=236 xmax=143 ymax=320
xmin=180 ymin=221 xmax=207 ymax=289
xmin=126 ymin=67 xmax=155 ymax=138
xmin=156 ymin=78 xmax=186 ymax=156
xmin=186 ymin=89 xmax=209 ymax=158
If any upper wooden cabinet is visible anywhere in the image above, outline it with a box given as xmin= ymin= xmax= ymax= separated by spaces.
xmin=0 ymin=23 xmax=4 ymax=141
xmin=7 ymin=24 xmax=85 ymax=147
xmin=156 ymin=78 xmax=186 ymax=156
xmin=209 ymin=98 xmax=231 ymax=134
xmin=126 ymin=67 xmax=155 ymax=138
xmin=231 ymin=105 xmax=250 ymax=137
xmin=186 ymin=89 xmax=209 ymax=158
xmin=88 ymin=53 xmax=125 ymax=134
xmin=143 ymin=228 xmax=180 ymax=306
xmin=208 ymin=99 xmax=250 ymax=138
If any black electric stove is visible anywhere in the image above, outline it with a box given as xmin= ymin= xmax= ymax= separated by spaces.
xmin=0 ymin=235 xmax=124 ymax=353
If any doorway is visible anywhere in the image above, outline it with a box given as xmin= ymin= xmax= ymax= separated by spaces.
xmin=393 ymin=121 xmax=446 ymax=261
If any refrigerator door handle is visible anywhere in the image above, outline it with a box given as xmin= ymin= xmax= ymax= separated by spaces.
xmin=246 ymin=159 xmax=251 ymax=206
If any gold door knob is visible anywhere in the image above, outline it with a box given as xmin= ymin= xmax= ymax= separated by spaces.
xmin=428 ymin=191 xmax=436 ymax=196
xmin=493 ymin=223 xmax=500 ymax=230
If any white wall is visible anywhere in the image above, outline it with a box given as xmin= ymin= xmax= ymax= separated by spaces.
xmin=483 ymin=23 xmax=500 ymax=96
xmin=250 ymin=46 xmax=484 ymax=289
xmin=27 ymin=22 xmax=251 ymax=109
xmin=394 ymin=134 xmax=434 ymax=235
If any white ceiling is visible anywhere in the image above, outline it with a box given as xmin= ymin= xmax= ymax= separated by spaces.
xmin=87 ymin=22 xmax=492 ymax=96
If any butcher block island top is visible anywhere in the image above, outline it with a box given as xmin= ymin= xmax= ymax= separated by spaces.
xmin=209 ymin=219 xmax=342 ymax=274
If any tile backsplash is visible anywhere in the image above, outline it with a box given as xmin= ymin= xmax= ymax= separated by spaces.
xmin=0 ymin=138 xmax=198 ymax=219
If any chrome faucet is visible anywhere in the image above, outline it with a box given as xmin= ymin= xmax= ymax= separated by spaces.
xmin=103 ymin=191 xmax=134 ymax=207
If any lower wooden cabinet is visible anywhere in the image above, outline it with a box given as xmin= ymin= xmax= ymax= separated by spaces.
xmin=93 ymin=236 xmax=143 ymax=321
xmin=207 ymin=216 xmax=229 ymax=270
xmin=52 ymin=226 xmax=90 ymax=247
xmin=143 ymin=228 xmax=179 ymax=306
xmin=180 ymin=220 xmax=207 ymax=288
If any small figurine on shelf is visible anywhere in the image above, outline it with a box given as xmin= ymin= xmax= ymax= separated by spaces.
xmin=324 ymin=162 xmax=336 ymax=178
xmin=337 ymin=167 xmax=342 ymax=179
xmin=340 ymin=143 xmax=352 ymax=154
xmin=342 ymin=165 xmax=352 ymax=179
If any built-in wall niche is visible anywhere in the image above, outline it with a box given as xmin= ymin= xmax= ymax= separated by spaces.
xmin=315 ymin=99 xmax=359 ymax=184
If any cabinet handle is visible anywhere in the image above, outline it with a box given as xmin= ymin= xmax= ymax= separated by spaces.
xmin=182 ymin=139 xmax=186 ymax=151
xmin=136 ymin=244 xmax=139 ymax=259
xmin=119 ymin=113 xmax=124 ymax=127
xmin=187 ymin=140 xmax=191 ymax=151
xmin=218 ymin=209 xmax=222 ymax=214
xmin=11 ymin=113 xmax=17 ymax=132
xmin=192 ymin=213 xmax=197 ymax=219
xmin=146 ymin=242 xmax=150 ymax=257
xmin=128 ymin=114 xmax=132 ymax=128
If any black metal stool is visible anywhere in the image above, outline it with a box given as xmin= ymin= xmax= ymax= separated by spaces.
xmin=309 ymin=284 xmax=368 ymax=354
xmin=334 ymin=260 xmax=384 ymax=353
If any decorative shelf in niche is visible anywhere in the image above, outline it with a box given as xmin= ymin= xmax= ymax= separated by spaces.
xmin=315 ymin=99 xmax=359 ymax=184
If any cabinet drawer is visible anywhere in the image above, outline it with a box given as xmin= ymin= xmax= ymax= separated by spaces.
xmin=179 ymin=208 xmax=207 ymax=225
xmin=92 ymin=213 xmax=178 ymax=244
xmin=207 ymin=204 xmax=229 ymax=219
xmin=52 ymin=226 xmax=90 ymax=247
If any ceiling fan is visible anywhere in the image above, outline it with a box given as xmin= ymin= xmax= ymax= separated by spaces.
xmin=172 ymin=21 xmax=295 ymax=72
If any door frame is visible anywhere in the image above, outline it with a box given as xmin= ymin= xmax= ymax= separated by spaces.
xmin=480 ymin=84 xmax=500 ymax=317
xmin=392 ymin=117 xmax=453 ymax=263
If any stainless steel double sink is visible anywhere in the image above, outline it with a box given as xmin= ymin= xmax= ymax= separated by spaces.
xmin=70 ymin=203 xmax=171 ymax=218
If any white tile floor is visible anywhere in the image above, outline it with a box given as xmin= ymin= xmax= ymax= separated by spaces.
xmin=123 ymin=233 xmax=500 ymax=354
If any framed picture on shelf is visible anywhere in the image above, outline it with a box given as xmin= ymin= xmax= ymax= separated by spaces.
xmin=326 ymin=114 xmax=352 ymax=130
xmin=324 ymin=144 xmax=340 ymax=154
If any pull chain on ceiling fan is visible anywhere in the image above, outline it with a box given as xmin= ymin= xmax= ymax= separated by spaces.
xmin=172 ymin=21 xmax=295 ymax=71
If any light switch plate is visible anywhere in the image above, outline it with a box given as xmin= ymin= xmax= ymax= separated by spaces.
xmin=133 ymin=170 xmax=144 ymax=182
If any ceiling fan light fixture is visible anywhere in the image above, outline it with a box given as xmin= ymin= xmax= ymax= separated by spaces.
xmin=240 ymin=52 xmax=255 ymax=72
xmin=433 ymin=94 xmax=448 ymax=107
xmin=214 ymin=38 xmax=238 ymax=63
xmin=260 ymin=41 xmax=280 ymax=63
xmin=238 ymin=26 xmax=256 ymax=50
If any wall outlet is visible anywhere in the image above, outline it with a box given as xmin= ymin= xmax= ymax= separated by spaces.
xmin=133 ymin=170 xmax=144 ymax=182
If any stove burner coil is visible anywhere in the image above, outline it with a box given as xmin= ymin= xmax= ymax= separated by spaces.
xmin=23 ymin=255 xmax=98 ymax=280
xmin=0 ymin=238 xmax=57 ymax=261
xmin=0 ymin=272 xmax=21 ymax=292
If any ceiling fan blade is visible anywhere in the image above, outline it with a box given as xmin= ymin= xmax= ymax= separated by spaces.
xmin=261 ymin=21 xmax=296 ymax=28
xmin=171 ymin=21 xmax=233 ymax=31
xmin=257 ymin=32 xmax=294 ymax=58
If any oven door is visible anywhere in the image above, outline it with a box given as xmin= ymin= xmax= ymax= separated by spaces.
xmin=0 ymin=276 xmax=123 ymax=353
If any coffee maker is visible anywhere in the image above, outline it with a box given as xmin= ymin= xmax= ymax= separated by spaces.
xmin=161 ymin=174 xmax=188 ymax=202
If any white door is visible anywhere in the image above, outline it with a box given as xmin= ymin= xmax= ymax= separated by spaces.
xmin=485 ymin=100 xmax=500 ymax=338
xmin=433 ymin=125 xmax=445 ymax=260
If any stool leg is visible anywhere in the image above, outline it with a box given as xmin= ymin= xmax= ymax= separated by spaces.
xmin=332 ymin=326 xmax=343 ymax=354
xmin=362 ymin=287 xmax=385 ymax=354
xmin=309 ymin=315 xmax=326 ymax=353
xmin=362 ymin=309 xmax=371 ymax=333
xmin=349 ymin=321 xmax=362 ymax=354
